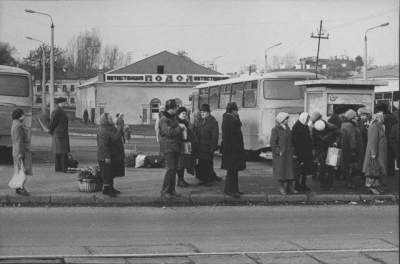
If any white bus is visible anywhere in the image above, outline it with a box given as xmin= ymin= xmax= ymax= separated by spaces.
xmin=0 ymin=65 xmax=33 ymax=150
xmin=374 ymin=85 xmax=399 ymax=112
xmin=191 ymin=71 xmax=318 ymax=156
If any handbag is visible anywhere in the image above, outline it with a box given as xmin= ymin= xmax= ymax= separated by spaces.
xmin=325 ymin=147 xmax=342 ymax=167
xmin=8 ymin=160 xmax=26 ymax=189
xmin=366 ymin=157 xmax=382 ymax=177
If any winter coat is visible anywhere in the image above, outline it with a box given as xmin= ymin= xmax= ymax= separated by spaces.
xmin=49 ymin=106 xmax=70 ymax=154
xmin=97 ymin=121 xmax=125 ymax=177
xmin=11 ymin=120 xmax=32 ymax=175
xmin=363 ymin=120 xmax=387 ymax=177
xmin=270 ymin=124 xmax=295 ymax=181
xmin=389 ymin=123 xmax=399 ymax=161
xmin=357 ymin=119 xmax=369 ymax=157
xmin=312 ymin=121 xmax=341 ymax=165
xmin=340 ymin=120 xmax=363 ymax=170
xmin=193 ymin=115 xmax=218 ymax=160
xmin=158 ymin=111 xmax=182 ymax=153
xmin=116 ymin=116 xmax=125 ymax=141
xmin=221 ymin=113 xmax=246 ymax=171
xmin=292 ymin=120 xmax=313 ymax=174
xmin=178 ymin=118 xmax=196 ymax=171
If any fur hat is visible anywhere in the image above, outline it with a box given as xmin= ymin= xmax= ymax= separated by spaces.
xmin=314 ymin=120 xmax=326 ymax=131
xmin=344 ymin=109 xmax=357 ymax=120
xmin=276 ymin=112 xmax=289 ymax=123
xmin=200 ymin=104 xmax=211 ymax=112
xmin=310 ymin=111 xmax=322 ymax=122
xmin=357 ymin=107 xmax=371 ymax=116
xmin=177 ymin=106 xmax=188 ymax=116
xmin=226 ymin=102 xmax=238 ymax=113
xmin=165 ymin=99 xmax=178 ymax=111
xmin=12 ymin=108 xmax=24 ymax=120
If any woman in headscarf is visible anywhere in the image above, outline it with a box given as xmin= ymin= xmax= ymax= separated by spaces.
xmin=270 ymin=112 xmax=297 ymax=195
xmin=10 ymin=108 xmax=31 ymax=196
xmin=292 ymin=112 xmax=313 ymax=192
xmin=221 ymin=102 xmax=246 ymax=198
xmin=97 ymin=113 xmax=125 ymax=197
xmin=363 ymin=112 xmax=387 ymax=194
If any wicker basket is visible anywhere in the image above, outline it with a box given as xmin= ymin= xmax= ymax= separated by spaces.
xmin=78 ymin=178 xmax=103 ymax=192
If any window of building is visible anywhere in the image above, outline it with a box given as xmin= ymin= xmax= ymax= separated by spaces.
xmin=199 ymin=88 xmax=209 ymax=108
xmin=209 ymin=86 xmax=220 ymax=110
xmin=219 ymin=85 xmax=231 ymax=109
xmin=36 ymin=85 xmax=42 ymax=92
xmin=35 ymin=97 xmax=42 ymax=104
xmin=230 ymin=82 xmax=244 ymax=107
xmin=45 ymin=85 xmax=49 ymax=92
xmin=54 ymin=85 xmax=58 ymax=92
xmin=157 ymin=65 xmax=164 ymax=74
xmin=150 ymin=98 xmax=161 ymax=120
xmin=62 ymin=85 xmax=67 ymax=92
xmin=70 ymin=98 xmax=75 ymax=104
xmin=70 ymin=85 xmax=75 ymax=92
xmin=243 ymin=81 xmax=257 ymax=108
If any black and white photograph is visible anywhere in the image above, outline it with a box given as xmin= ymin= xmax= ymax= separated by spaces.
xmin=0 ymin=0 xmax=398 ymax=263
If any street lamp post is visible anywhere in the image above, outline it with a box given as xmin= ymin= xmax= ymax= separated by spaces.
xmin=265 ymin=42 xmax=282 ymax=72
xmin=26 ymin=37 xmax=46 ymax=115
xmin=25 ymin=9 xmax=55 ymax=115
xmin=363 ymin=22 xmax=389 ymax=80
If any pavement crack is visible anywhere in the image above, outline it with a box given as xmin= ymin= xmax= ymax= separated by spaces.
xmin=379 ymin=238 xmax=398 ymax=247
xmin=244 ymin=253 xmax=264 ymax=264
xmin=360 ymin=252 xmax=387 ymax=264
xmin=286 ymin=241 xmax=328 ymax=264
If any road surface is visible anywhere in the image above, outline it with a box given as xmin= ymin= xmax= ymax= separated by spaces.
xmin=0 ymin=205 xmax=398 ymax=263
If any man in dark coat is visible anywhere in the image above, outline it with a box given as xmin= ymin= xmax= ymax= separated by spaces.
xmin=193 ymin=104 xmax=219 ymax=186
xmin=389 ymin=110 xmax=399 ymax=171
xmin=49 ymin=98 xmax=70 ymax=172
xmin=83 ymin=109 xmax=89 ymax=124
xmin=158 ymin=99 xmax=185 ymax=199
xmin=221 ymin=102 xmax=246 ymax=198
xmin=292 ymin=112 xmax=313 ymax=192
xmin=340 ymin=109 xmax=363 ymax=188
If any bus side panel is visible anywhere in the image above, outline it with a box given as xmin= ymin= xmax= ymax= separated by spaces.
xmin=259 ymin=108 xmax=276 ymax=149
xmin=239 ymin=108 xmax=260 ymax=150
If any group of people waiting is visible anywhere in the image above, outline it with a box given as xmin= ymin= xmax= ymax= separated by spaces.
xmin=156 ymin=99 xmax=246 ymax=199
xmin=271 ymin=104 xmax=398 ymax=195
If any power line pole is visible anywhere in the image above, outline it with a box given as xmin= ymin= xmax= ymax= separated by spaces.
xmin=311 ymin=20 xmax=329 ymax=79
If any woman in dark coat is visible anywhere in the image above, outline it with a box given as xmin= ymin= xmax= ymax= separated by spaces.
xmin=340 ymin=109 xmax=364 ymax=188
xmin=193 ymin=104 xmax=219 ymax=186
xmin=49 ymin=98 xmax=70 ymax=173
xmin=270 ymin=112 xmax=297 ymax=195
xmin=176 ymin=107 xmax=196 ymax=187
xmin=292 ymin=112 xmax=313 ymax=192
xmin=221 ymin=102 xmax=246 ymax=198
xmin=97 ymin=113 xmax=125 ymax=197
xmin=363 ymin=112 xmax=387 ymax=194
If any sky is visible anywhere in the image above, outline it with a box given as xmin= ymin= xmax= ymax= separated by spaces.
xmin=0 ymin=0 xmax=398 ymax=74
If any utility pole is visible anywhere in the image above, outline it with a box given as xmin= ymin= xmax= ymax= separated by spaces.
xmin=311 ymin=20 xmax=329 ymax=79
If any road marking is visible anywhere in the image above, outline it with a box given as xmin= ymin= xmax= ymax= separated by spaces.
xmin=0 ymin=248 xmax=398 ymax=260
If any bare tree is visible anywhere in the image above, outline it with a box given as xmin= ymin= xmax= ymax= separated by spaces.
xmin=102 ymin=45 xmax=126 ymax=70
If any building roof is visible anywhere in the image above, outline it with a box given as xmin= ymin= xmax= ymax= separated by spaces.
xmin=107 ymin=51 xmax=222 ymax=75
xmin=353 ymin=65 xmax=399 ymax=79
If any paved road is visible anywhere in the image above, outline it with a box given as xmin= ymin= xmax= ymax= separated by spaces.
xmin=0 ymin=206 xmax=398 ymax=263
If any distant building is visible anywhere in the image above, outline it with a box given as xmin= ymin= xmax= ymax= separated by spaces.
xmin=76 ymin=51 xmax=229 ymax=124
xmin=33 ymin=79 xmax=82 ymax=107
xmin=295 ymin=56 xmax=356 ymax=78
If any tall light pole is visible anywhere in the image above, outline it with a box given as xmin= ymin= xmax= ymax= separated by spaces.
xmin=25 ymin=9 xmax=55 ymax=114
xmin=363 ymin=22 xmax=389 ymax=80
xmin=26 ymin=37 xmax=46 ymax=115
xmin=265 ymin=42 xmax=282 ymax=72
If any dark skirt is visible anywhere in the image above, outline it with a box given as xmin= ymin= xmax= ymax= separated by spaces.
xmin=112 ymin=159 xmax=125 ymax=177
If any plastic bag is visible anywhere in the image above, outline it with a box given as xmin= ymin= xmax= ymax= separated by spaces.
xmin=8 ymin=161 xmax=26 ymax=189
xmin=135 ymin=154 xmax=146 ymax=168
xmin=325 ymin=147 xmax=342 ymax=166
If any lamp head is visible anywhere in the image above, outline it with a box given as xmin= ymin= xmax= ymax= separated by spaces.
xmin=25 ymin=9 xmax=36 ymax=13
xmin=25 ymin=36 xmax=33 ymax=40
xmin=380 ymin=22 xmax=389 ymax=27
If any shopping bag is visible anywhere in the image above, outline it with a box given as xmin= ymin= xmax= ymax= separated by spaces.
xmin=365 ymin=157 xmax=382 ymax=177
xmin=325 ymin=147 xmax=342 ymax=166
xmin=135 ymin=154 xmax=146 ymax=168
xmin=8 ymin=161 xmax=26 ymax=189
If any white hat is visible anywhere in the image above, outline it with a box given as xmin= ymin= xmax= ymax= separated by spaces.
xmin=314 ymin=120 xmax=326 ymax=131
xmin=299 ymin=112 xmax=309 ymax=125
xmin=276 ymin=112 xmax=289 ymax=123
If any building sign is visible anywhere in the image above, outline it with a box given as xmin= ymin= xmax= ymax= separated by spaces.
xmin=105 ymin=74 xmax=229 ymax=83
xmin=327 ymin=93 xmax=372 ymax=106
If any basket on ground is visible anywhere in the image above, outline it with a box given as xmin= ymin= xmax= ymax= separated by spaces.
xmin=77 ymin=166 xmax=102 ymax=193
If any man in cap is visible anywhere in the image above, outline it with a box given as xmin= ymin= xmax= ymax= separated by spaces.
xmin=193 ymin=104 xmax=219 ymax=186
xmin=49 ymin=97 xmax=70 ymax=172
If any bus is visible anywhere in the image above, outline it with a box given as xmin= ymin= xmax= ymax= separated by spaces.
xmin=0 ymin=65 xmax=33 ymax=151
xmin=191 ymin=71 xmax=319 ymax=157
xmin=374 ymin=85 xmax=399 ymax=112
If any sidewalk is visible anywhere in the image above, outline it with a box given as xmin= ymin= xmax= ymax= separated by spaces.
xmin=0 ymin=160 xmax=398 ymax=206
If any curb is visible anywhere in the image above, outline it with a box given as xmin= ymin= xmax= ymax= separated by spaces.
xmin=0 ymin=193 xmax=397 ymax=207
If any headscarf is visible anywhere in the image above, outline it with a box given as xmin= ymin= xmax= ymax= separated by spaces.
xmin=314 ymin=120 xmax=326 ymax=131
xmin=357 ymin=107 xmax=371 ymax=116
xmin=344 ymin=109 xmax=357 ymax=121
xmin=276 ymin=112 xmax=289 ymax=124
xmin=299 ymin=112 xmax=309 ymax=125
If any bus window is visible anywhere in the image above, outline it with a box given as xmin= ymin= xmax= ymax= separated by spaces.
xmin=0 ymin=75 xmax=29 ymax=97
xmin=383 ymin=92 xmax=392 ymax=99
xmin=209 ymin=86 xmax=220 ymax=110
xmin=199 ymin=88 xmax=209 ymax=108
xmin=231 ymin=82 xmax=244 ymax=107
xmin=263 ymin=79 xmax=303 ymax=100
xmin=219 ymin=85 xmax=231 ymax=109
xmin=375 ymin=93 xmax=383 ymax=100
xmin=243 ymin=81 xmax=257 ymax=108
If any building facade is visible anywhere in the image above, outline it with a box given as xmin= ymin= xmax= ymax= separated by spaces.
xmin=33 ymin=79 xmax=82 ymax=107
xmin=76 ymin=51 xmax=229 ymax=124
